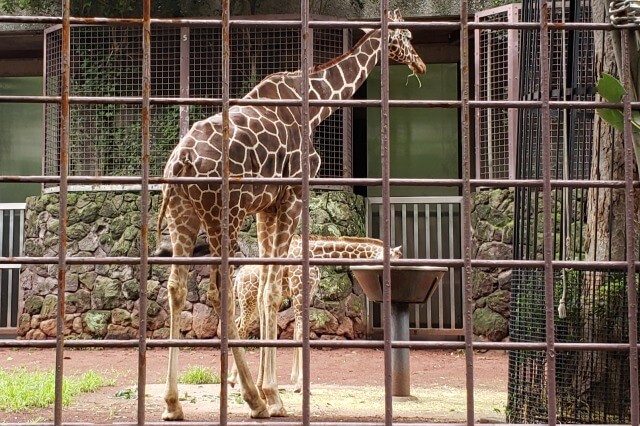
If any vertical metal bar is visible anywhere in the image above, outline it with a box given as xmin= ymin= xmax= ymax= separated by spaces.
xmin=460 ymin=0 xmax=475 ymax=423
xmin=401 ymin=204 xmax=407 ymax=255
xmin=342 ymin=28 xmax=353 ymax=180
xmin=413 ymin=204 xmax=420 ymax=327
xmin=7 ymin=211 xmax=13 ymax=327
xmin=448 ymin=204 xmax=455 ymax=330
xmin=179 ymin=27 xmax=190 ymax=139
xmin=137 ymin=0 xmax=151 ymax=423
xmin=620 ymin=29 xmax=639 ymax=426
xmin=301 ymin=0 xmax=312 ymax=422
xmin=220 ymin=0 xmax=231 ymax=423
xmin=507 ymin=5 xmax=520 ymax=181
xmin=379 ymin=1 xmax=392 ymax=424
xmin=425 ymin=203 xmax=432 ymax=329
xmin=474 ymin=14 xmax=482 ymax=181
xmin=436 ymin=203 xmax=443 ymax=327
xmin=486 ymin=29 xmax=494 ymax=180
xmin=539 ymin=1 xmax=557 ymax=424
xmin=54 ymin=0 xmax=71 ymax=424
xmin=390 ymin=203 xmax=396 ymax=245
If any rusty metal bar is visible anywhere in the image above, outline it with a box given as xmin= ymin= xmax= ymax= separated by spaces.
xmin=539 ymin=2 xmax=557 ymax=424
xmin=620 ymin=29 xmax=640 ymax=426
xmin=11 ymin=255 xmax=640 ymax=271
xmin=136 ymin=0 xmax=151 ymax=423
xmin=2 ymin=337 xmax=640 ymax=352
xmin=7 ymin=175 xmax=640 ymax=190
xmin=220 ymin=0 xmax=231 ymax=422
xmin=300 ymin=0 xmax=312 ymax=422
xmin=459 ymin=0 xmax=475 ymax=424
xmin=378 ymin=2 xmax=392 ymax=424
xmin=53 ymin=0 xmax=71 ymax=423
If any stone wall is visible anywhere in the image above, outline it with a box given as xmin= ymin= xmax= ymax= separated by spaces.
xmin=18 ymin=190 xmax=367 ymax=341
xmin=470 ymin=189 xmax=514 ymax=341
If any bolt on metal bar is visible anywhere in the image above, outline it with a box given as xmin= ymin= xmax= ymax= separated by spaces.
xmin=378 ymin=2 xmax=392 ymax=424
xmin=53 ymin=0 xmax=71 ymax=423
xmin=220 ymin=0 xmax=231 ymax=422
xmin=620 ymin=28 xmax=640 ymax=426
xmin=136 ymin=0 xmax=151 ymax=423
xmin=300 ymin=0 xmax=312 ymax=423
xmin=459 ymin=0 xmax=475 ymax=424
xmin=539 ymin=2 xmax=558 ymax=424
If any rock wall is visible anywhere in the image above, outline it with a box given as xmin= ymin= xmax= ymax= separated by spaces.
xmin=470 ymin=189 xmax=514 ymax=341
xmin=18 ymin=190 xmax=367 ymax=340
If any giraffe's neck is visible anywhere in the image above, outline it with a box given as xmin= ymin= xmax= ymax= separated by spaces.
xmin=308 ymin=29 xmax=382 ymax=127
xmin=289 ymin=236 xmax=385 ymax=259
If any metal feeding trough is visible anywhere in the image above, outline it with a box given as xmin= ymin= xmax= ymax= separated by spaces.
xmin=351 ymin=265 xmax=448 ymax=399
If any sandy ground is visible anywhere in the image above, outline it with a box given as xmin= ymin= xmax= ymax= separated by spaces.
xmin=0 ymin=347 xmax=509 ymax=424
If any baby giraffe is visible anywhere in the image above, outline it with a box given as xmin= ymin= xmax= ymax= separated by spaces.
xmin=229 ymin=234 xmax=402 ymax=392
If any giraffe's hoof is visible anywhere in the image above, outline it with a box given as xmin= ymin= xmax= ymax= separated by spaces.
xmin=268 ymin=405 xmax=288 ymax=417
xmin=162 ymin=407 xmax=185 ymax=421
xmin=250 ymin=405 xmax=271 ymax=419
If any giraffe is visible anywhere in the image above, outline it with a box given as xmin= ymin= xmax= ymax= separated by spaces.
xmin=158 ymin=9 xmax=425 ymax=420
xmin=228 ymin=235 xmax=403 ymax=393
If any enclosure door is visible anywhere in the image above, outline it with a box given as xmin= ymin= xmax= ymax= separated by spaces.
xmin=366 ymin=63 xmax=460 ymax=197
xmin=364 ymin=64 xmax=463 ymax=338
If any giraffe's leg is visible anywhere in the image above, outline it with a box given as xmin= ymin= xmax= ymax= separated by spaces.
xmin=256 ymin=193 xmax=301 ymax=417
xmin=162 ymin=197 xmax=200 ymax=421
xmin=291 ymin=265 xmax=319 ymax=393
xmin=206 ymin=232 xmax=269 ymax=419
xmin=229 ymin=266 xmax=259 ymax=389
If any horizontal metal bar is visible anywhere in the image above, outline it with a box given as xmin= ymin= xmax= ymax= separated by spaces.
xmin=6 ymin=422 xmax=604 ymax=426
xmin=0 ymin=338 xmax=637 ymax=352
xmin=0 ymin=94 xmax=636 ymax=111
xmin=2 ymin=255 xmax=640 ymax=270
xmin=3 ymin=175 xmax=640 ymax=189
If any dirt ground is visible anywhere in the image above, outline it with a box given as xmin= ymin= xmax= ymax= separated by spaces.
xmin=0 ymin=347 xmax=509 ymax=424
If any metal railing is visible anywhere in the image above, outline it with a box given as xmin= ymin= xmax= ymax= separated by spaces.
xmin=366 ymin=196 xmax=463 ymax=337
xmin=0 ymin=203 xmax=25 ymax=336
xmin=0 ymin=0 xmax=639 ymax=425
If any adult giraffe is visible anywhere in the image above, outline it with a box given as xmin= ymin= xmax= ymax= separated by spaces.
xmin=158 ymin=10 xmax=425 ymax=420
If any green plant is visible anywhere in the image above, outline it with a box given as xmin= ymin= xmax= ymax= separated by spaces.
xmin=0 ymin=368 xmax=113 ymax=412
xmin=595 ymin=73 xmax=640 ymax=132
xmin=178 ymin=366 xmax=221 ymax=385
xmin=115 ymin=388 xmax=137 ymax=399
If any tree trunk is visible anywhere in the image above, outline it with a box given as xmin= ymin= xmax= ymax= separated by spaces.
xmin=578 ymin=0 xmax=640 ymax=419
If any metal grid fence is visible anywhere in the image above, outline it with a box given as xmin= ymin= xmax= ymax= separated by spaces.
xmin=44 ymin=23 xmax=347 ymax=186
xmin=1 ymin=0 xmax=640 ymax=425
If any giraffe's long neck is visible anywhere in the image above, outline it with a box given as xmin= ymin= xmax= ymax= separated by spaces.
xmin=289 ymin=236 xmax=384 ymax=259
xmin=308 ymin=29 xmax=382 ymax=128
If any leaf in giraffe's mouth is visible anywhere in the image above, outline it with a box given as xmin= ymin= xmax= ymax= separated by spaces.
xmin=405 ymin=71 xmax=422 ymax=88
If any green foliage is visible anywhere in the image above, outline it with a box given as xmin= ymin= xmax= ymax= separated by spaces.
xmin=0 ymin=368 xmax=113 ymax=412
xmin=596 ymin=73 xmax=640 ymax=133
xmin=178 ymin=366 xmax=221 ymax=385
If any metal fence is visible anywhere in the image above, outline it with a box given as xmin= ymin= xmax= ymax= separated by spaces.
xmin=366 ymin=197 xmax=463 ymax=337
xmin=43 ymin=23 xmax=348 ymax=190
xmin=1 ymin=0 xmax=640 ymax=425
xmin=0 ymin=203 xmax=24 ymax=336
xmin=474 ymin=4 xmax=520 ymax=181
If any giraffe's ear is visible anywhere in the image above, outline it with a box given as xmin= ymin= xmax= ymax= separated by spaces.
xmin=393 ymin=9 xmax=404 ymax=21
xmin=392 ymin=246 xmax=403 ymax=258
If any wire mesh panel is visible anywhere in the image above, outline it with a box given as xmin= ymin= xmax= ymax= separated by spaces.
xmin=44 ymin=24 xmax=347 ymax=186
xmin=508 ymin=0 xmax=638 ymax=423
xmin=474 ymin=5 xmax=520 ymax=181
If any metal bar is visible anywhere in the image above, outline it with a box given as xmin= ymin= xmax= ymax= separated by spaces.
xmin=539 ymin=2 xmax=557 ymax=424
xmin=220 ymin=0 xmax=231 ymax=422
xmin=378 ymin=2 xmax=392 ymax=424
xmin=507 ymin=5 xmax=520 ymax=181
xmin=179 ymin=26 xmax=190 ymax=138
xmin=137 ymin=0 xmax=152 ymax=423
xmin=53 ymin=0 xmax=71 ymax=423
xmin=413 ymin=204 xmax=420 ymax=328
xmin=425 ymin=203 xmax=432 ymax=329
xmin=620 ymin=29 xmax=639 ymax=426
xmin=436 ymin=203 xmax=444 ymax=328
xmin=7 ymin=210 xmax=13 ymax=327
xmin=459 ymin=0 xmax=475 ymax=423
xmin=301 ymin=0 xmax=312 ymax=423
xmin=448 ymin=204 xmax=456 ymax=330
xmin=401 ymin=204 xmax=407 ymax=256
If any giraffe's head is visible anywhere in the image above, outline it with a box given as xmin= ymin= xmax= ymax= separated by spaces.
xmin=387 ymin=10 xmax=426 ymax=75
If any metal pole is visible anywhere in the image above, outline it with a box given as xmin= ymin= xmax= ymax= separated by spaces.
xmin=390 ymin=302 xmax=411 ymax=397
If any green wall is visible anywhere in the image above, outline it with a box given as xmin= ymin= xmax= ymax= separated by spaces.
xmin=367 ymin=64 xmax=459 ymax=197
xmin=0 ymin=77 xmax=43 ymax=203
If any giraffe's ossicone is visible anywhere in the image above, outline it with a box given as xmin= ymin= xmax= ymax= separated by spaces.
xmin=158 ymin=9 xmax=425 ymax=420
